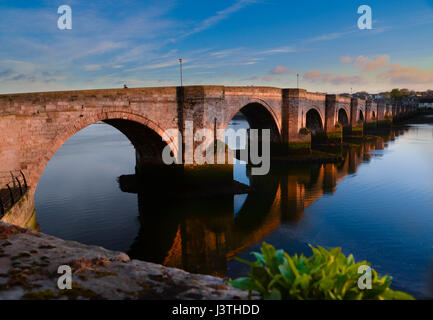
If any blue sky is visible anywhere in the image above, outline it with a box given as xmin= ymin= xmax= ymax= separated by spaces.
xmin=1 ymin=0 xmax=433 ymax=93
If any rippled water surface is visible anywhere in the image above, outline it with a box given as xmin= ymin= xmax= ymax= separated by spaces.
xmin=35 ymin=118 xmax=433 ymax=298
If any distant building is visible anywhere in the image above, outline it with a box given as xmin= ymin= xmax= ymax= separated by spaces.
xmin=374 ymin=94 xmax=384 ymax=100
xmin=418 ymin=97 xmax=433 ymax=109
xmin=373 ymin=95 xmax=391 ymax=104
xmin=353 ymin=92 xmax=372 ymax=100
xmin=402 ymin=96 xmax=419 ymax=107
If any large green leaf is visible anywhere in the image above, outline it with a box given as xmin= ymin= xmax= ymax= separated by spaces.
xmin=228 ymin=277 xmax=255 ymax=291
xmin=228 ymin=243 xmax=415 ymax=301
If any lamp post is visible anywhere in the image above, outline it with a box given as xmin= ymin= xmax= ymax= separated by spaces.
xmin=179 ymin=58 xmax=183 ymax=87
xmin=297 ymin=74 xmax=299 ymax=89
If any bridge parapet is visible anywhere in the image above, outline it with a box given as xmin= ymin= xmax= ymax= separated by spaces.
xmin=0 ymin=87 xmax=181 ymax=115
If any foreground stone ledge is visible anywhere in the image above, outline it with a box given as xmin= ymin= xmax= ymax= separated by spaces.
xmin=0 ymin=222 xmax=249 ymax=300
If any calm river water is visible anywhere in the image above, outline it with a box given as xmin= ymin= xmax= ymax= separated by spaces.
xmin=35 ymin=116 xmax=433 ymax=299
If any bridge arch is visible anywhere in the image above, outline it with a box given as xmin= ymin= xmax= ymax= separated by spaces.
xmin=31 ymin=111 xmax=176 ymax=189
xmin=338 ymin=108 xmax=349 ymax=126
xmin=359 ymin=110 xmax=364 ymax=123
xmin=305 ymin=108 xmax=324 ymax=134
xmin=225 ymin=101 xmax=281 ymax=143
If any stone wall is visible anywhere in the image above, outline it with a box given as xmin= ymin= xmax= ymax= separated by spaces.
xmin=325 ymin=95 xmax=350 ymax=133
xmin=377 ymin=102 xmax=387 ymax=121
xmin=0 ymin=86 xmax=288 ymax=187
xmin=365 ymin=101 xmax=378 ymax=123
xmin=282 ymin=89 xmax=326 ymax=146
xmin=3 ymin=85 xmax=417 ymax=191
xmin=0 ymin=87 xmax=181 ymax=187
xmin=1 ymin=189 xmax=35 ymax=228
xmin=350 ymin=98 xmax=366 ymax=125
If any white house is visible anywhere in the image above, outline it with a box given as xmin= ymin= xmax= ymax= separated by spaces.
xmin=418 ymin=98 xmax=433 ymax=109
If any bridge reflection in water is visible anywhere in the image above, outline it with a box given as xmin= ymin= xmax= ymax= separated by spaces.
xmin=120 ymin=129 xmax=403 ymax=278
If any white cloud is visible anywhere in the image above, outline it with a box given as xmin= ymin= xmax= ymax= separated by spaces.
xmin=306 ymin=30 xmax=355 ymax=43
xmin=304 ymin=70 xmax=366 ymax=85
xmin=177 ymin=0 xmax=257 ymax=39
xmin=271 ymin=66 xmax=288 ymax=75
xmin=378 ymin=64 xmax=433 ymax=84
xmin=84 ymin=65 xmax=102 ymax=71
xmin=353 ymin=55 xmax=390 ymax=71
xmin=259 ymin=46 xmax=296 ymax=55
xmin=340 ymin=56 xmax=353 ymax=63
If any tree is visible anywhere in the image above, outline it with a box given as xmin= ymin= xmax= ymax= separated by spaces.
xmin=391 ymin=89 xmax=402 ymax=104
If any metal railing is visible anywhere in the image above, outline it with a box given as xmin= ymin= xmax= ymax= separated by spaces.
xmin=0 ymin=170 xmax=28 ymax=219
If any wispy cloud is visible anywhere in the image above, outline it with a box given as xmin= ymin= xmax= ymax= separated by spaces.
xmin=1 ymin=1 xmax=432 ymax=93
xmin=304 ymin=24 xmax=390 ymax=44
xmin=178 ymin=0 xmax=257 ymax=39
xmin=342 ymin=55 xmax=390 ymax=72
xmin=303 ymin=70 xmax=366 ymax=86
xmin=340 ymin=54 xmax=433 ymax=86
xmin=271 ymin=66 xmax=289 ymax=75
xmin=246 ymin=65 xmax=294 ymax=83
xmin=210 ymin=48 xmax=245 ymax=57
xmin=340 ymin=56 xmax=353 ymax=63
xmin=84 ymin=65 xmax=102 ymax=71
xmin=306 ymin=30 xmax=355 ymax=43
xmin=259 ymin=46 xmax=296 ymax=55
xmin=0 ymin=2 xmax=181 ymax=92
xmin=127 ymin=59 xmax=183 ymax=71
xmin=0 ymin=62 xmax=67 ymax=85
xmin=379 ymin=64 xmax=433 ymax=84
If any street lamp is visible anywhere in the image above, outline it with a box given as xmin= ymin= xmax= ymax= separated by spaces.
xmin=179 ymin=58 xmax=183 ymax=87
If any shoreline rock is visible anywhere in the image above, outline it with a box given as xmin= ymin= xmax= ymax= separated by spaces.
xmin=0 ymin=222 xmax=249 ymax=300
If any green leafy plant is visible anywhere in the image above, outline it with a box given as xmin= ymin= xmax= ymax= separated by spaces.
xmin=228 ymin=242 xmax=414 ymax=300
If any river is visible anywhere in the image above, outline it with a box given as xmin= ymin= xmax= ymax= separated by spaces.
xmin=35 ymin=115 xmax=433 ymax=299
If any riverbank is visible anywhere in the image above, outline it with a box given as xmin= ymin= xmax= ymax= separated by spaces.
xmin=0 ymin=222 xmax=248 ymax=300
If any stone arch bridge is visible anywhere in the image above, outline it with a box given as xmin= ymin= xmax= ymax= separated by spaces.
xmin=0 ymin=85 xmax=415 ymax=193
